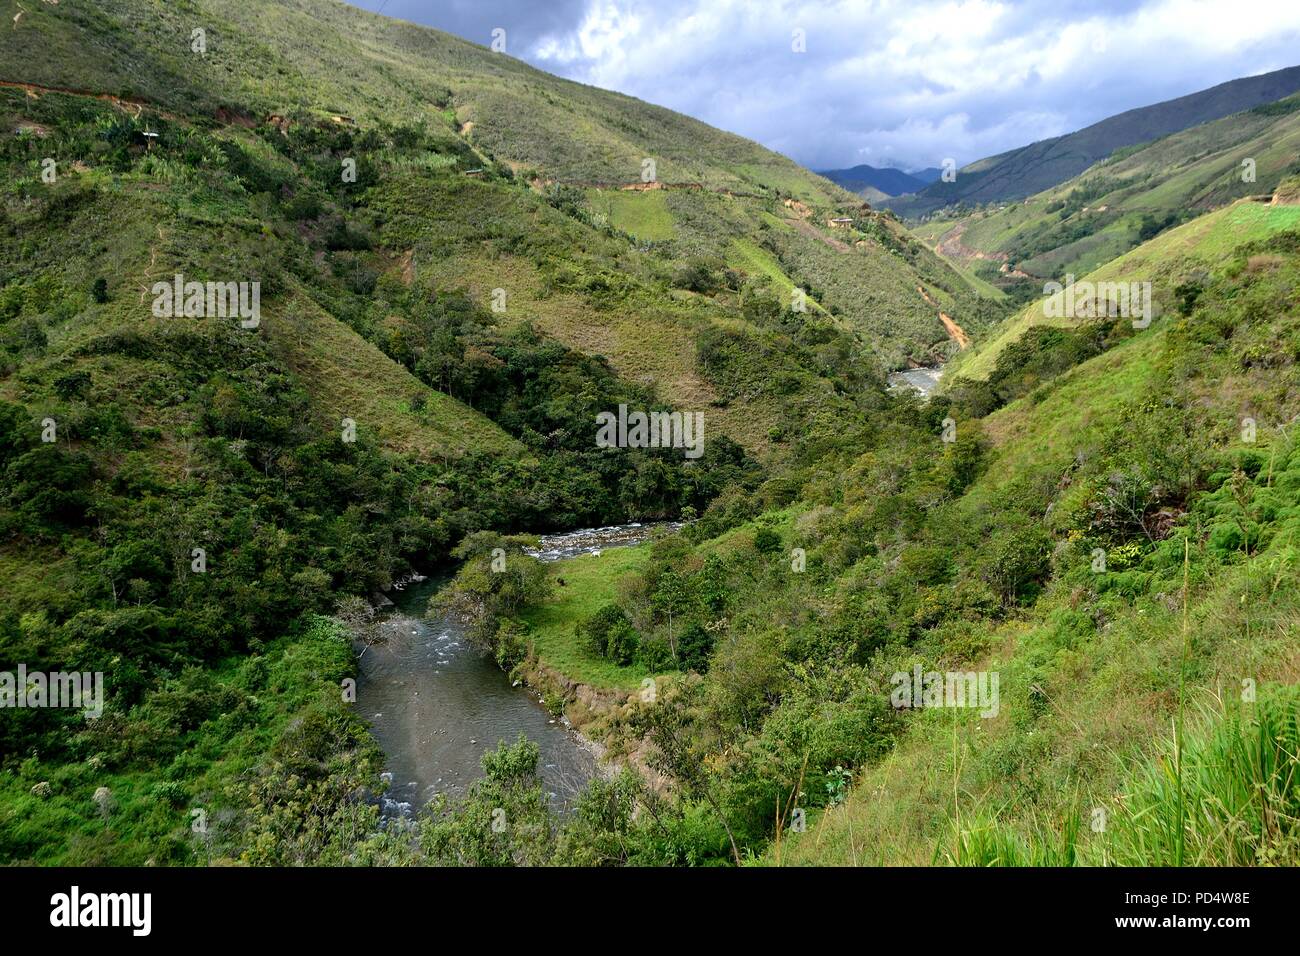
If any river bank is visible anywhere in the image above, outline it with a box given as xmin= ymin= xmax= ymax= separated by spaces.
xmin=357 ymin=522 xmax=681 ymax=817
xmin=356 ymin=574 xmax=597 ymax=818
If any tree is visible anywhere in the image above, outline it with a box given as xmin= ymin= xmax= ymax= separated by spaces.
xmin=436 ymin=532 xmax=553 ymax=651
xmin=652 ymin=570 xmax=694 ymax=661
xmin=576 ymin=603 xmax=639 ymax=665
xmin=418 ymin=736 xmax=555 ymax=866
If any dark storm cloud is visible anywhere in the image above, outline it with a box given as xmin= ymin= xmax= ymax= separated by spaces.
xmin=346 ymin=1 xmax=1300 ymax=171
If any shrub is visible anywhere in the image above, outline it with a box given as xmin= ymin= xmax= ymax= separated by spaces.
xmin=636 ymin=634 xmax=676 ymax=671
xmin=752 ymin=526 xmax=782 ymax=555
xmin=495 ymin=619 xmax=531 ymax=669
xmin=982 ymin=523 xmax=1053 ymax=605
xmin=675 ymin=622 xmax=714 ymax=673
xmin=576 ymin=603 xmax=639 ymax=665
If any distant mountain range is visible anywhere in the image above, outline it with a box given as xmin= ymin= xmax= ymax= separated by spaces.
xmin=815 ymin=163 xmax=942 ymax=198
xmin=885 ymin=64 xmax=1300 ymax=218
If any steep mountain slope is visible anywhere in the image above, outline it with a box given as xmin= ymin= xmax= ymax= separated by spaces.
xmin=775 ymin=216 xmax=1300 ymax=865
xmin=815 ymin=164 xmax=929 ymax=197
xmin=915 ymin=94 xmax=1300 ymax=283
xmin=2 ymin=0 xmax=824 ymax=194
xmin=0 ymin=0 xmax=999 ymax=370
xmin=944 ymin=191 xmax=1300 ymax=383
xmin=888 ymin=64 xmax=1300 ymax=218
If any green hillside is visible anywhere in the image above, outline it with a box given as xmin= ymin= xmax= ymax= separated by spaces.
xmin=918 ymin=94 xmax=1300 ymax=283
xmin=888 ymin=64 xmax=1300 ymax=218
xmin=2 ymin=0 xmax=827 ymax=192
xmin=2 ymin=0 xmax=1298 ymax=872
xmin=0 ymin=0 xmax=999 ymax=372
xmin=777 ymin=223 xmax=1300 ymax=866
xmin=945 ymin=197 xmax=1300 ymax=383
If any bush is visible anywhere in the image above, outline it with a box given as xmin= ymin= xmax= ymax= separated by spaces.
xmin=576 ymin=603 xmax=639 ymax=665
xmin=495 ymin=619 xmax=530 ymax=669
xmin=982 ymin=523 xmax=1053 ymax=605
xmin=672 ymin=257 xmax=724 ymax=293
xmin=636 ymin=634 xmax=676 ymax=671
xmin=675 ymin=622 xmax=714 ymax=673
xmin=752 ymin=526 xmax=782 ymax=555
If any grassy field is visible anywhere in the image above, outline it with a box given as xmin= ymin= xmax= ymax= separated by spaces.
xmin=520 ymin=511 xmax=797 ymax=691
xmin=520 ymin=544 xmax=658 ymax=691
xmin=588 ymin=189 xmax=677 ymax=241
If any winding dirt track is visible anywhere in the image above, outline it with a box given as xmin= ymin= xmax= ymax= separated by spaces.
xmin=934 ymin=219 xmax=1009 ymax=264
xmin=0 ymin=78 xmax=160 ymax=114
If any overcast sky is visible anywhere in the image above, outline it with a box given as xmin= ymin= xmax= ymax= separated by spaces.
xmin=347 ymin=0 xmax=1300 ymax=172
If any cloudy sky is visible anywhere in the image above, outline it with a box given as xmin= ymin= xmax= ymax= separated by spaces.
xmin=347 ymin=0 xmax=1300 ymax=172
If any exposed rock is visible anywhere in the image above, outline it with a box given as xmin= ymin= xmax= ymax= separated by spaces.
xmin=1271 ymin=176 xmax=1300 ymax=206
xmin=93 ymin=786 xmax=113 ymax=816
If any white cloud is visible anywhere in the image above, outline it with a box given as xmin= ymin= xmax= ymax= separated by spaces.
xmin=351 ymin=0 xmax=1300 ymax=170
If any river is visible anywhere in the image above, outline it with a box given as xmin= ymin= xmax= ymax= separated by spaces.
xmin=356 ymin=522 xmax=675 ymax=819
xmin=887 ymin=365 xmax=943 ymax=396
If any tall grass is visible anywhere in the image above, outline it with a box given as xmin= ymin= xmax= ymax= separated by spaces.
xmin=1105 ymin=689 xmax=1300 ymax=866
xmin=945 ymin=810 xmax=1080 ymax=866
xmin=944 ymin=686 xmax=1300 ymax=866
